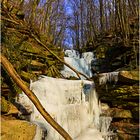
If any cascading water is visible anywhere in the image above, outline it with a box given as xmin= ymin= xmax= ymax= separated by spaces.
xmin=18 ymin=77 xmax=103 ymax=140
xmin=17 ymin=50 xmax=115 ymax=140
xmin=61 ymin=50 xmax=94 ymax=79
xmin=99 ymin=116 xmax=113 ymax=140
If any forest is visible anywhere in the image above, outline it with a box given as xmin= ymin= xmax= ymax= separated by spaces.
xmin=1 ymin=0 xmax=139 ymax=140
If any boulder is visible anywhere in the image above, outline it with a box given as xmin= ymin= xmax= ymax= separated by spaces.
xmin=118 ymin=71 xmax=139 ymax=84
xmin=1 ymin=119 xmax=38 ymax=140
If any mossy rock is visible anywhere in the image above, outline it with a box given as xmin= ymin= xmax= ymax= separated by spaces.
xmin=112 ymin=101 xmax=138 ymax=109
xmin=1 ymin=97 xmax=10 ymax=113
xmin=117 ymin=132 xmax=136 ymax=140
xmin=111 ymin=85 xmax=139 ymax=96
xmin=1 ymin=97 xmax=19 ymax=115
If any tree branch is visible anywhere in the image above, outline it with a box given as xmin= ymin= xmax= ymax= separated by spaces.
xmin=31 ymin=33 xmax=90 ymax=80
xmin=1 ymin=54 xmax=72 ymax=140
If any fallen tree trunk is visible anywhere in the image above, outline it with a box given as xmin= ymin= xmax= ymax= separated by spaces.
xmin=1 ymin=54 xmax=73 ymax=140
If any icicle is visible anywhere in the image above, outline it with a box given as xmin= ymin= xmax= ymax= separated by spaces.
xmin=99 ymin=72 xmax=119 ymax=85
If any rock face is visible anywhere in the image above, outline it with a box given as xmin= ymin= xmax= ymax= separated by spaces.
xmin=1 ymin=118 xmax=37 ymax=140
xmin=118 ymin=71 xmax=139 ymax=84
xmin=94 ymin=70 xmax=139 ymax=140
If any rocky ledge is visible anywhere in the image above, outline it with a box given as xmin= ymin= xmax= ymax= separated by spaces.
xmin=95 ymin=70 xmax=139 ymax=140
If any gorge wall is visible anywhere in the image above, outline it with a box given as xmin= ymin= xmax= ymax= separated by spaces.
xmin=94 ymin=71 xmax=139 ymax=140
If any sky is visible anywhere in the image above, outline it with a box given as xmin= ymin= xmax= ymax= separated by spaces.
xmin=63 ymin=0 xmax=74 ymax=48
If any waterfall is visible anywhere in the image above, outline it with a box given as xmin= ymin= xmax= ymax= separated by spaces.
xmin=65 ymin=50 xmax=80 ymax=59
xmin=18 ymin=76 xmax=105 ymax=140
xmin=61 ymin=50 xmax=94 ymax=79
xmin=17 ymin=50 xmax=114 ymax=140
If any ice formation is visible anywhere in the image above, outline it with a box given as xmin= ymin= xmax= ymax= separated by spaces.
xmin=82 ymin=52 xmax=96 ymax=65
xmin=99 ymin=116 xmax=113 ymax=140
xmin=99 ymin=72 xmax=119 ymax=85
xmin=65 ymin=50 xmax=80 ymax=59
xmin=18 ymin=76 xmax=104 ymax=140
xmin=17 ymin=50 xmax=114 ymax=140
xmin=61 ymin=50 xmax=95 ymax=79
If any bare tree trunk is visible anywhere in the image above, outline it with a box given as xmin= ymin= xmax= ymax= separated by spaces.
xmin=99 ymin=0 xmax=104 ymax=32
xmin=1 ymin=54 xmax=72 ymax=140
xmin=80 ymin=0 xmax=84 ymax=47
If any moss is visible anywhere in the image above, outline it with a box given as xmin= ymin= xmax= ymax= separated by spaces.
xmin=112 ymin=85 xmax=139 ymax=95
xmin=1 ymin=97 xmax=10 ymax=113
xmin=96 ymin=45 xmax=108 ymax=59
xmin=68 ymin=76 xmax=79 ymax=80
xmin=1 ymin=67 xmax=22 ymax=102
xmin=20 ymin=71 xmax=37 ymax=83
xmin=20 ymin=41 xmax=42 ymax=54
xmin=114 ymin=88 xmax=128 ymax=94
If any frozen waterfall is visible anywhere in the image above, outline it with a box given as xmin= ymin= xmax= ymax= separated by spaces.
xmin=17 ymin=50 xmax=114 ymax=140
xmin=18 ymin=76 xmax=106 ymax=140
xmin=61 ymin=50 xmax=95 ymax=79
